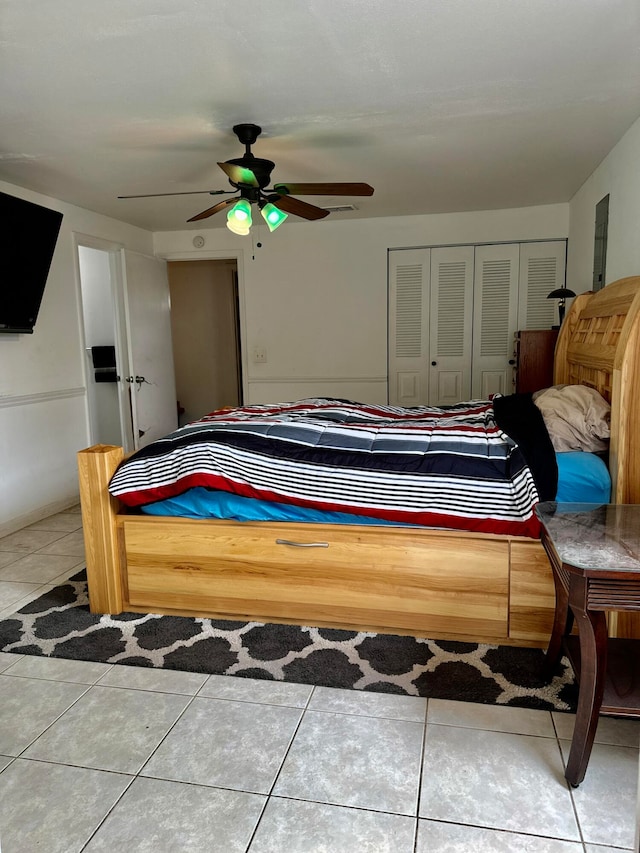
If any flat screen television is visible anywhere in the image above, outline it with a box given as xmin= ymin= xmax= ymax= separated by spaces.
xmin=0 ymin=191 xmax=64 ymax=334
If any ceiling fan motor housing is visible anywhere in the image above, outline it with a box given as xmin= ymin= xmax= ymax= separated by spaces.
xmin=225 ymin=156 xmax=275 ymax=189
xmin=226 ymin=125 xmax=275 ymax=189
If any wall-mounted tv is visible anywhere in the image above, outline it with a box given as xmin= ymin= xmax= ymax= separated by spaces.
xmin=0 ymin=191 xmax=64 ymax=334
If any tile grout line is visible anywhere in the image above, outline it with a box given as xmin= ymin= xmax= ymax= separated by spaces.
xmin=411 ymin=696 xmax=431 ymax=852
xmin=241 ymin=680 xmax=317 ymax=851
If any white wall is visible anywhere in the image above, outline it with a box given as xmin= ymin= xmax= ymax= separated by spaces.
xmin=0 ymin=180 xmax=154 ymax=535
xmin=154 ymin=204 xmax=569 ymax=405
xmin=567 ymin=115 xmax=640 ymax=289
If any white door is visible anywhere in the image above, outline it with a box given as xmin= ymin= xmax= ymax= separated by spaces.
xmin=76 ymin=240 xmax=135 ymax=453
xmin=471 ymin=243 xmax=520 ymax=399
xmin=388 ymin=249 xmax=431 ymax=406
xmin=388 ymin=246 xmax=474 ymax=407
xmin=429 ymin=246 xmax=474 ymax=405
xmin=122 ymin=250 xmax=178 ymax=448
xmin=517 ymin=241 xmax=567 ymax=330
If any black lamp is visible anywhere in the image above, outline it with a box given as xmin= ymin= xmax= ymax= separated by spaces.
xmin=547 ymin=287 xmax=576 ymax=327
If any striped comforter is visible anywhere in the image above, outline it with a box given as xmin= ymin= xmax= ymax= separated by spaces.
xmin=109 ymin=398 xmax=546 ymax=537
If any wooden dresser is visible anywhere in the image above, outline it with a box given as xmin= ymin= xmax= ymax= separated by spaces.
xmin=513 ymin=329 xmax=559 ymax=394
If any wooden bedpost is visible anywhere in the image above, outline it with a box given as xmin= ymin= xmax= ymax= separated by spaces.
xmin=610 ymin=284 xmax=640 ymax=640
xmin=77 ymin=445 xmax=125 ymax=614
xmin=611 ymin=281 xmax=640 ymax=504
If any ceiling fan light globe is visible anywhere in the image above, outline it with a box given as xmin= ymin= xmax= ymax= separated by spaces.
xmin=227 ymin=198 xmax=252 ymax=225
xmin=226 ymin=218 xmax=251 ymax=236
xmin=261 ymin=202 xmax=288 ymax=232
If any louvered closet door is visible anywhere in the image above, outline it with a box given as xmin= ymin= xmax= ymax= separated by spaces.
xmin=517 ymin=241 xmax=567 ymax=330
xmin=388 ymin=241 xmax=566 ymax=407
xmin=471 ymin=244 xmax=520 ymax=399
xmin=388 ymin=249 xmax=431 ymax=406
xmin=429 ymin=246 xmax=474 ymax=405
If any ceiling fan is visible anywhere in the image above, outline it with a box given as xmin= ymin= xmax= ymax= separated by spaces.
xmin=118 ymin=123 xmax=374 ymax=233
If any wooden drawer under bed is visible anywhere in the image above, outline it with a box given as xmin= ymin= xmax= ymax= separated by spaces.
xmin=119 ymin=516 xmax=511 ymax=641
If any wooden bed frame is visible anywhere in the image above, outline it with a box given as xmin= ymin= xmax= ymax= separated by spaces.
xmin=78 ymin=276 xmax=640 ymax=647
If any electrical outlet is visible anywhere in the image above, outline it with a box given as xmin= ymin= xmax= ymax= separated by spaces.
xmin=252 ymin=346 xmax=267 ymax=363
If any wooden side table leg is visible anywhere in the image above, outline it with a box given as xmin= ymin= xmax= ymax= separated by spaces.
xmin=565 ymin=606 xmax=608 ymax=787
xmin=544 ymin=565 xmax=571 ymax=678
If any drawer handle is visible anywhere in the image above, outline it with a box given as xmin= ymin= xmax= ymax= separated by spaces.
xmin=276 ymin=538 xmax=329 ymax=548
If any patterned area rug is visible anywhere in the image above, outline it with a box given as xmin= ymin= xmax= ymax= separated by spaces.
xmin=0 ymin=571 xmax=577 ymax=711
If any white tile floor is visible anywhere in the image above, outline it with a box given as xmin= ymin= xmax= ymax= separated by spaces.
xmin=0 ymin=509 xmax=639 ymax=852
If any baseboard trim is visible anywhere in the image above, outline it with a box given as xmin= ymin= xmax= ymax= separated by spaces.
xmin=246 ymin=376 xmax=386 ymax=384
xmin=0 ymin=496 xmax=81 ymax=539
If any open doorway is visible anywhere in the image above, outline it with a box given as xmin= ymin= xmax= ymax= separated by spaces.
xmin=77 ymin=239 xmax=178 ymax=451
xmin=76 ymin=240 xmax=134 ymax=451
xmin=167 ymin=258 xmax=242 ymax=425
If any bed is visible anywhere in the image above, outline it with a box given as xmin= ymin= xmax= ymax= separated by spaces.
xmin=77 ymin=275 xmax=640 ymax=647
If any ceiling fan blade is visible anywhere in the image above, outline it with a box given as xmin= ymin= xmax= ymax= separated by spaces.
xmin=218 ymin=161 xmax=260 ymax=187
xmin=187 ymin=197 xmax=238 ymax=222
xmin=118 ymin=189 xmax=231 ymax=199
xmin=272 ymin=194 xmax=330 ymax=220
xmin=273 ymin=182 xmax=374 ymax=197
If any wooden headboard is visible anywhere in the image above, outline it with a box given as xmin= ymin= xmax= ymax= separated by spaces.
xmin=554 ymin=275 xmax=640 ymax=504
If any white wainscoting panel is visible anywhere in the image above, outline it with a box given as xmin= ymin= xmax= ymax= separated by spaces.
xmin=246 ymin=378 xmax=388 ymax=406
xmin=0 ymin=389 xmax=88 ymax=535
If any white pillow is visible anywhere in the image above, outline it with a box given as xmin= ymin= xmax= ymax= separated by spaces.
xmin=533 ymin=384 xmax=611 ymax=452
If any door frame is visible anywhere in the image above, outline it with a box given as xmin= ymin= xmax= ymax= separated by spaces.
xmin=72 ymin=232 xmax=134 ymax=452
xmin=156 ymin=247 xmax=248 ymax=404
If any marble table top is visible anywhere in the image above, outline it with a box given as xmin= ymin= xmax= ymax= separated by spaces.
xmin=535 ymin=502 xmax=640 ymax=572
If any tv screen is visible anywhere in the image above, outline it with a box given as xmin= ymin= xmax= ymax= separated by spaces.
xmin=0 ymin=191 xmax=64 ymax=333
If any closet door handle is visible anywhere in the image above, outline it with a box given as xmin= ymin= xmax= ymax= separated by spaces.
xmin=275 ymin=539 xmax=329 ymax=548
xmin=431 ymin=361 xmax=437 ymax=366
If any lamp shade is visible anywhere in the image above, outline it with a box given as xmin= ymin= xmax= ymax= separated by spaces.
xmin=226 ymin=198 xmax=252 ymax=235
xmin=547 ymin=287 xmax=576 ymax=326
xmin=260 ymin=202 xmax=288 ymax=232
xmin=547 ymin=288 xmax=576 ymax=300
xmin=226 ymin=218 xmax=250 ymax=236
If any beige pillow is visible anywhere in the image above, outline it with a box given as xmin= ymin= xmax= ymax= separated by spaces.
xmin=533 ymin=385 xmax=610 ymax=452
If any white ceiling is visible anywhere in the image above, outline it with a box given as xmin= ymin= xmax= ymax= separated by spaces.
xmin=2 ymin=0 xmax=640 ymax=232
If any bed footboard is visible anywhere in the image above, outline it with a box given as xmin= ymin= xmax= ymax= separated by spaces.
xmin=77 ymin=444 xmax=125 ymax=613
